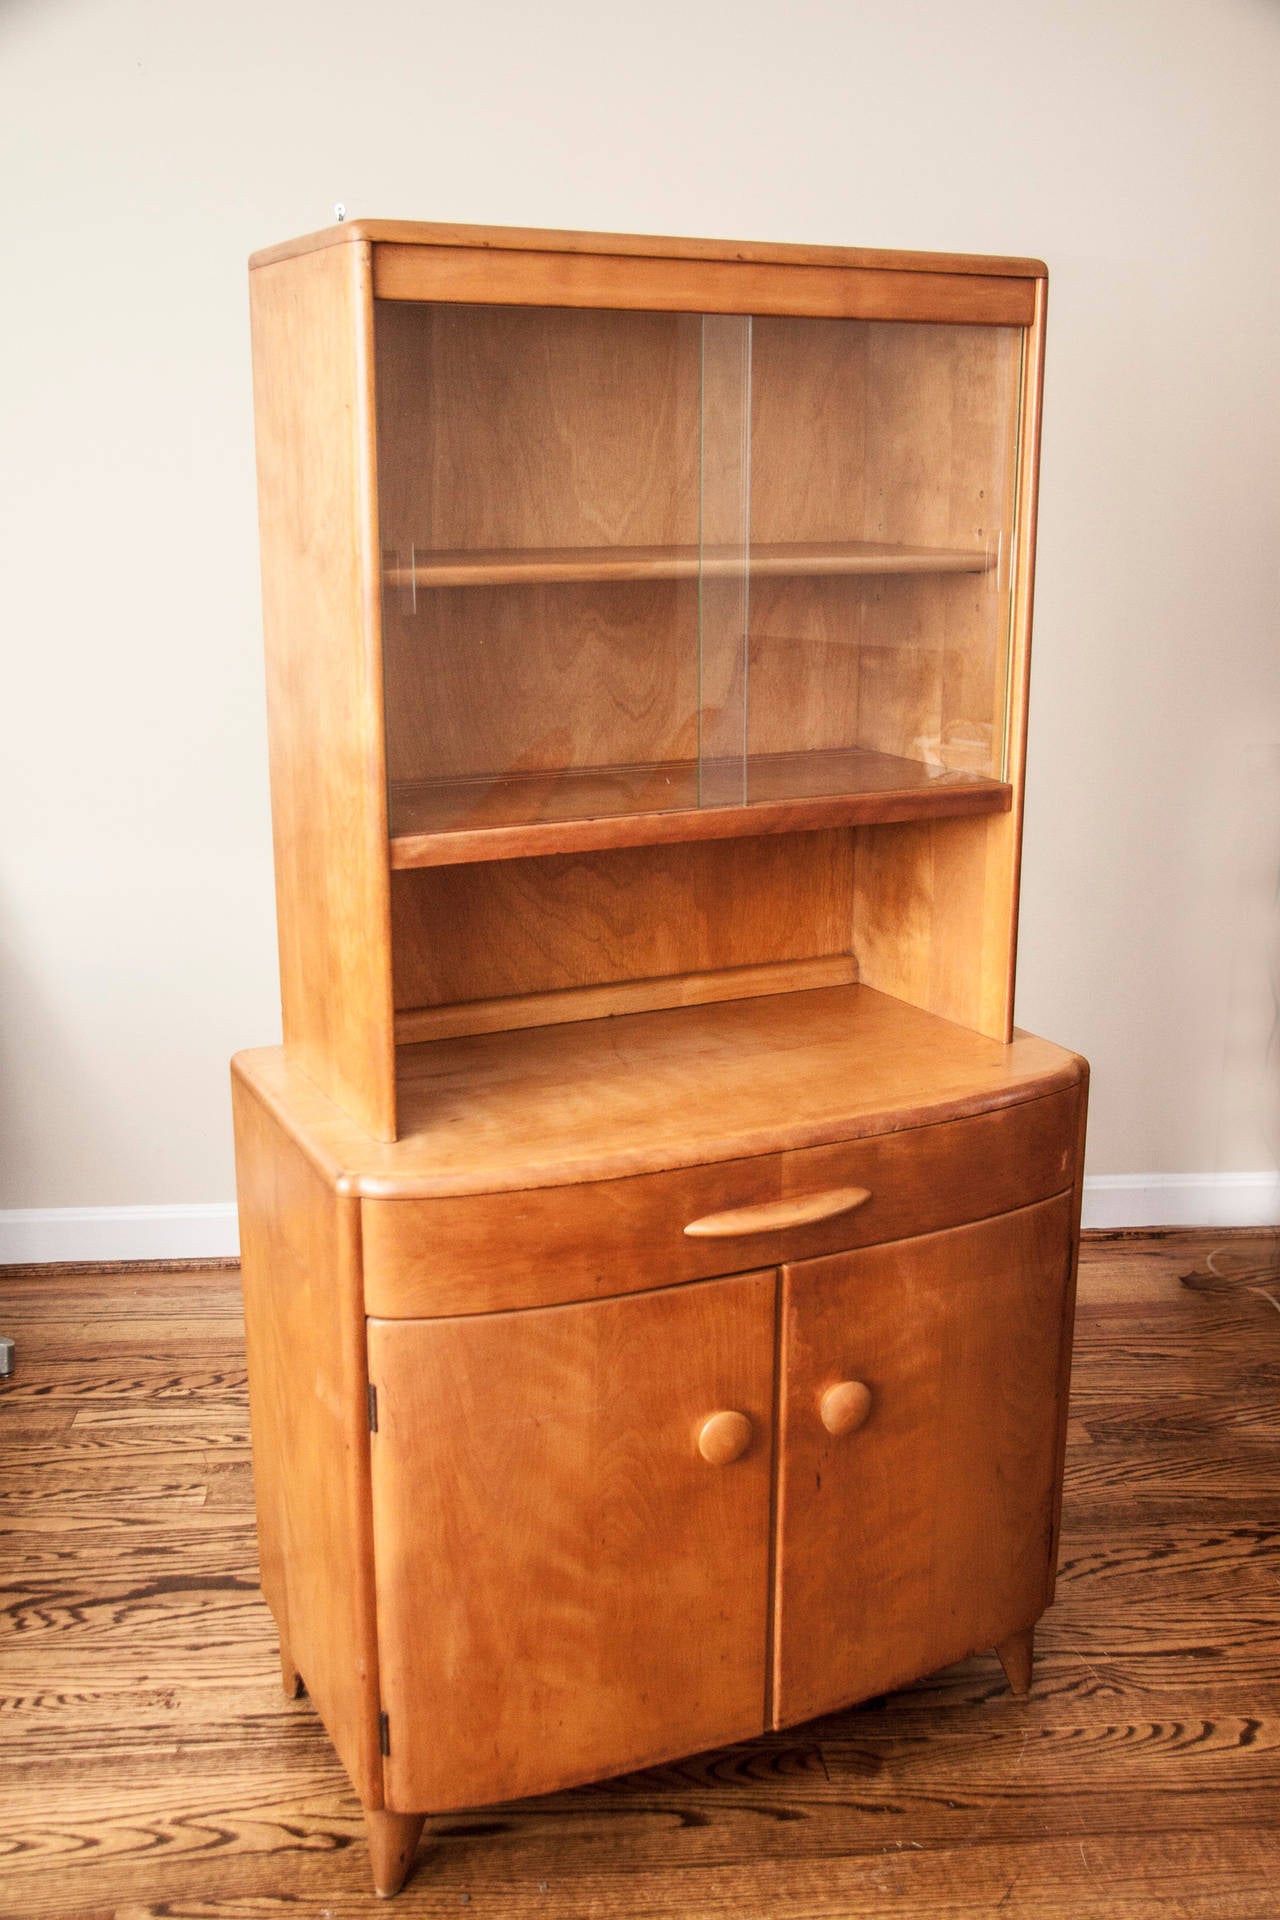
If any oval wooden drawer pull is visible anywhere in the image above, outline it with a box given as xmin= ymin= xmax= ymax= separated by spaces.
xmin=683 ymin=1186 xmax=871 ymax=1239
xmin=820 ymin=1380 xmax=873 ymax=1437
xmin=697 ymin=1410 xmax=753 ymax=1466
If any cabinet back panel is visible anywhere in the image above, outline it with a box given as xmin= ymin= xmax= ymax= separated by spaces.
xmin=391 ymin=830 xmax=854 ymax=1011
xmin=382 ymin=579 xmax=700 ymax=784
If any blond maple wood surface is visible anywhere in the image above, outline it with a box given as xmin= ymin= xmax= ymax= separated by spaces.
xmin=233 ymin=984 xmax=1085 ymax=1200
xmin=389 ymin=831 xmax=856 ymax=1015
xmin=371 ymin=243 xmax=1037 ymax=325
xmin=772 ymin=1194 xmax=1076 ymax=1729
xmin=387 ymin=750 xmax=1010 ymax=865
xmin=249 ymin=242 xmax=396 ymax=1140
xmin=360 ymin=1082 xmax=1080 ymax=1316
xmin=997 ymin=1625 xmax=1037 ymax=1696
xmin=6 ymin=1234 xmax=1279 ymax=1918
xmin=367 ymin=1271 xmax=776 ymax=1813
xmin=252 ymin=217 xmax=1048 ymax=279
xmin=367 ymin=1811 xmax=427 ymax=1900
xmin=381 ymin=537 xmax=993 ymax=588
xmin=393 ymin=956 xmax=860 ymax=1045
xmin=231 ymin=1075 xmax=383 ymax=1806
xmin=362 ymin=1084 xmax=1079 ymax=1316
xmin=696 ymin=1408 xmax=755 ymax=1466
xmin=682 ymin=1185 xmax=871 ymax=1238
xmin=819 ymin=1378 xmax=875 ymax=1437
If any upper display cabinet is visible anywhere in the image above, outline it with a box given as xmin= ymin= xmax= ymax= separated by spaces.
xmin=376 ymin=301 xmax=1025 ymax=862
xmin=248 ymin=222 xmax=1046 ymax=1140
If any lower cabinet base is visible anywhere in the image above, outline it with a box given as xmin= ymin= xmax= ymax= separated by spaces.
xmin=234 ymin=1035 xmax=1086 ymax=1903
xmin=332 ymin=1619 xmax=1046 ymax=1899
xmin=996 ymin=1624 xmax=1037 ymax=1696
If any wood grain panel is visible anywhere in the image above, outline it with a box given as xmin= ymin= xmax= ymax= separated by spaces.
xmin=773 ymin=1194 xmax=1076 ymax=1728
xmin=854 ymin=813 xmax=1002 ymax=1031
xmin=382 ymin=578 xmax=701 ymax=785
xmin=367 ymin=1271 xmax=776 ymax=1811
xmin=373 ymin=244 xmax=1038 ymax=325
xmin=249 ymin=243 xmax=396 ymax=1139
xmin=380 ymin=301 xmax=701 ymax=551
xmin=389 ymin=830 xmax=855 ymax=1010
xmin=361 ymin=1084 xmax=1082 ymax=1318
xmin=230 ymin=1072 xmax=383 ymax=1806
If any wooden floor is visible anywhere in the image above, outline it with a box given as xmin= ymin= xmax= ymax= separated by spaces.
xmin=2 ymin=1232 xmax=1279 ymax=1918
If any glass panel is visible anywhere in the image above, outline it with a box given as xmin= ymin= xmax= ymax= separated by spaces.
xmin=375 ymin=300 xmax=707 ymax=839
xmin=745 ymin=317 xmax=1023 ymax=799
xmin=698 ymin=314 xmax=752 ymax=808
xmin=374 ymin=300 xmax=1020 ymax=849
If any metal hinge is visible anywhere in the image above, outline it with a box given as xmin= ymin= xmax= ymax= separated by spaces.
xmin=379 ymin=1710 xmax=391 ymax=1756
xmin=367 ymin=1383 xmax=379 ymax=1433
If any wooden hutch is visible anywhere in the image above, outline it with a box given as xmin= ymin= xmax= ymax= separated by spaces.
xmin=233 ymin=219 xmax=1087 ymax=1898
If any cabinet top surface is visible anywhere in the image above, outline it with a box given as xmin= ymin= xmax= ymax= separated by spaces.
xmin=249 ymin=218 xmax=1047 ymax=280
xmin=233 ymin=986 xmax=1084 ymax=1200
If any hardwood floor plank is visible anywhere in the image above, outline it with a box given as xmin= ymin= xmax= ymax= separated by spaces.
xmin=2 ymin=1234 xmax=1279 ymax=1916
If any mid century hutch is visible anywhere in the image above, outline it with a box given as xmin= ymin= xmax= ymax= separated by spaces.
xmin=233 ymin=219 xmax=1087 ymax=1899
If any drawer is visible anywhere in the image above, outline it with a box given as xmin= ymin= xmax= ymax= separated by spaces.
xmin=361 ymin=1081 xmax=1083 ymax=1316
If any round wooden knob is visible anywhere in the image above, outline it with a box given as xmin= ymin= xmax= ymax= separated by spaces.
xmin=820 ymin=1380 xmax=873 ymax=1437
xmin=697 ymin=1410 xmax=753 ymax=1466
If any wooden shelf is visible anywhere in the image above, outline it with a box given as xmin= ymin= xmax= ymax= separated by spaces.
xmin=388 ymin=746 xmax=1010 ymax=869
xmin=382 ymin=539 xmax=995 ymax=590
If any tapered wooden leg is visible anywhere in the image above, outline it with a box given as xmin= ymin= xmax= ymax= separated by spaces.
xmin=996 ymin=1624 xmax=1035 ymax=1695
xmin=279 ymin=1635 xmax=305 ymax=1700
xmin=365 ymin=1809 xmax=426 ymax=1899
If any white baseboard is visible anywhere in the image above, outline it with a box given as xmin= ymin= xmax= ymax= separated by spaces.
xmin=1 ymin=1178 xmax=1277 ymax=1265
xmin=0 ymin=1203 xmax=240 ymax=1266
xmin=1082 ymin=1173 xmax=1280 ymax=1231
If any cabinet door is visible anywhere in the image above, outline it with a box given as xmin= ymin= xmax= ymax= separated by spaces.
xmin=773 ymin=1194 xmax=1074 ymax=1728
xmin=367 ymin=1269 xmax=776 ymax=1812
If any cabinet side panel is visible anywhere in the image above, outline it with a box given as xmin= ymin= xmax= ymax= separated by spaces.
xmin=250 ymin=244 xmax=396 ymax=1138
xmin=999 ymin=277 xmax=1048 ymax=1025
xmin=1045 ymin=1058 xmax=1089 ymax=1601
xmin=773 ymin=1192 xmax=1075 ymax=1728
xmin=232 ymin=1071 xmax=384 ymax=1805
xmin=849 ymin=296 xmax=1045 ymax=1042
xmin=368 ymin=1272 xmax=776 ymax=1811
xmin=853 ymin=812 xmax=1019 ymax=1037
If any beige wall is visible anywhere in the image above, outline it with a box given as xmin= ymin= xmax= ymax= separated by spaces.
xmin=2 ymin=0 xmax=1277 ymax=1221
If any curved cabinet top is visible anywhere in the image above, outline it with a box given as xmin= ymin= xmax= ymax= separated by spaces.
xmin=232 ymin=982 xmax=1085 ymax=1201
